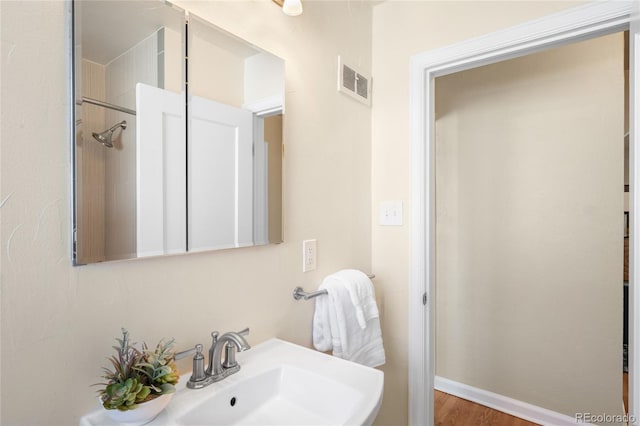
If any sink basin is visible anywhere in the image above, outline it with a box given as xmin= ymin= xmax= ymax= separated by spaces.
xmin=177 ymin=366 xmax=364 ymax=425
xmin=80 ymin=338 xmax=384 ymax=426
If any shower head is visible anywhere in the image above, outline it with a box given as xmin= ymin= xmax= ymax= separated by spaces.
xmin=92 ymin=120 xmax=127 ymax=148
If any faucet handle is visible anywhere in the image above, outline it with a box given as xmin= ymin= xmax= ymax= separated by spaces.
xmin=174 ymin=346 xmax=197 ymax=361
xmin=189 ymin=344 xmax=206 ymax=383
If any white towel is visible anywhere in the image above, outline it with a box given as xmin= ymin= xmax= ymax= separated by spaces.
xmin=312 ymin=269 xmax=386 ymax=368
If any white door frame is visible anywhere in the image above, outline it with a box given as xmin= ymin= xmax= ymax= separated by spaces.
xmin=409 ymin=2 xmax=639 ymax=424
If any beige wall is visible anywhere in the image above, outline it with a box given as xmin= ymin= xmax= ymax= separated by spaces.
xmin=265 ymin=114 xmax=283 ymax=243
xmin=0 ymin=1 xmax=372 ymax=424
xmin=371 ymin=1 xmax=588 ymax=424
xmin=162 ymin=27 xmax=183 ymax=95
xmin=435 ymin=34 xmax=623 ymax=418
xmin=189 ymin=24 xmax=245 ymax=107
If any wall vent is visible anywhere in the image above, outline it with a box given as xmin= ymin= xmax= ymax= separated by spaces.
xmin=338 ymin=56 xmax=371 ymax=106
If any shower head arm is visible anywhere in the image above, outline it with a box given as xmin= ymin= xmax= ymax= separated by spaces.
xmin=108 ymin=120 xmax=127 ymax=132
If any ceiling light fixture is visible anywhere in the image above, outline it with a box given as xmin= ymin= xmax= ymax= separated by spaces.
xmin=273 ymin=0 xmax=303 ymax=16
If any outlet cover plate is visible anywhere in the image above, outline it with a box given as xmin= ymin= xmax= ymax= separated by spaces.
xmin=302 ymin=239 xmax=317 ymax=272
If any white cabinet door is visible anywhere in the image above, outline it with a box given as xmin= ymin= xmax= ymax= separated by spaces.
xmin=136 ymin=83 xmax=186 ymax=257
xmin=189 ymin=95 xmax=253 ymax=251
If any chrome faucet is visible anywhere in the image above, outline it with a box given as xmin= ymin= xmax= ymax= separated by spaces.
xmin=182 ymin=327 xmax=251 ymax=389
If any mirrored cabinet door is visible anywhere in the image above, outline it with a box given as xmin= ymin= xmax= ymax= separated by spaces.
xmin=72 ymin=1 xmax=284 ymax=266
xmin=187 ymin=14 xmax=284 ymax=252
xmin=73 ymin=0 xmax=186 ymax=263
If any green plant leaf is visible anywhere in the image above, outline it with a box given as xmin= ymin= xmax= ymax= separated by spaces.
xmin=159 ymin=383 xmax=176 ymax=394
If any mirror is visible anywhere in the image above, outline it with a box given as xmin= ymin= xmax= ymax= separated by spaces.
xmin=187 ymin=14 xmax=284 ymax=252
xmin=72 ymin=0 xmax=284 ymax=265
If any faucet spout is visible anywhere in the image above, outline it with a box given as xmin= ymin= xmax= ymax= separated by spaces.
xmin=230 ymin=334 xmax=251 ymax=351
xmin=212 ymin=331 xmax=251 ymax=376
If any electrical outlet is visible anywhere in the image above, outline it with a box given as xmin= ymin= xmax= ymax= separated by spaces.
xmin=302 ymin=239 xmax=317 ymax=272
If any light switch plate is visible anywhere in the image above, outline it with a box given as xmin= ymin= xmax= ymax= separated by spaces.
xmin=302 ymin=239 xmax=317 ymax=272
xmin=379 ymin=201 xmax=403 ymax=226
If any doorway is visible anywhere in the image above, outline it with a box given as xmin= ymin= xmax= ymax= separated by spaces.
xmin=432 ymin=31 xmax=627 ymax=423
xmin=408 ymin=2 xmax=639 ymax=425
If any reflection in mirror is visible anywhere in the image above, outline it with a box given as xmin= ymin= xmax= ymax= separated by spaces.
xmin=187 ymin=14 xmax=284 ymax=252
xmin=74 ymin=0 xmax=185 ymax=263
xmin=72 ymin=1 xmax=284 ymax=266
xmin=261 ymin=114 xmax=284 ymax=245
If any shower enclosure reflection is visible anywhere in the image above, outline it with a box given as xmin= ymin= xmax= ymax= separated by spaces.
xmin=73 ymin=0 xmax=284 ymax=265
xmin=74 ymin=0 xmax=184 ymax=263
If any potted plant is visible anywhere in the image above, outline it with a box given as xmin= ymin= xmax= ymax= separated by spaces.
xmin=96 ymin=328 xmax=179 ymax=425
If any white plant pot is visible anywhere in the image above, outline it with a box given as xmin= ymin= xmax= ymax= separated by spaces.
xmin=102 ymin=393 xmax=173 ymax=426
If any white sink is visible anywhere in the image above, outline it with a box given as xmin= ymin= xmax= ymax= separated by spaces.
xmin=80 ymin=338 xmax=384 ymax=426
xmin=177 ymin=366 xmax=366 ymax=425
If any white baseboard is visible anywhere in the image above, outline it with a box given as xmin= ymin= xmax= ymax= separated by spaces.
xmin=434 ymin=376 xmax=588 ymax=426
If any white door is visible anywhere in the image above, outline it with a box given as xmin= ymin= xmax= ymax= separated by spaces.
xmin=136 ymin=83 xmax=186 ymax=257
xmin=188 ymin=95 xmax=254 ymax=251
